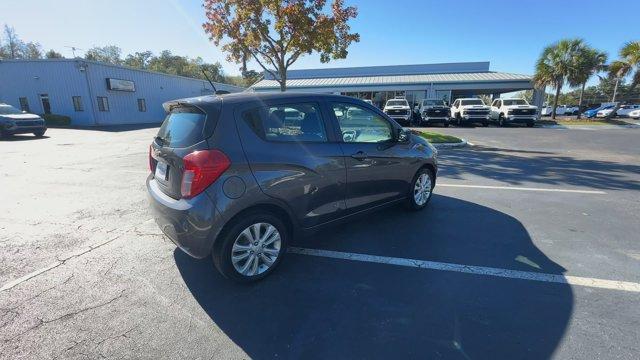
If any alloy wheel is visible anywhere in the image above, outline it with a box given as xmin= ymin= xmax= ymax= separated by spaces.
xmin=413 ymin=173 xmax=432 ymax=206
xmin=231 ymin=222 xmax=281 ymax=276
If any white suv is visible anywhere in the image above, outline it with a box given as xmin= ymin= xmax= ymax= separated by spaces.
xmin=383 ymin=98 xmax=412 ymax=125
xmin=490 ymin=98 xmax=538 ymax=127
xmin=450 ymin=98 xmax=491 ymax=126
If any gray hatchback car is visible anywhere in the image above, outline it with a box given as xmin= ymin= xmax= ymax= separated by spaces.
xmin=147 ymin=93 xmax=437 ymax=282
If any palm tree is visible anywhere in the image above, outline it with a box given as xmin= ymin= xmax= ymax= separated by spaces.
xmin=605 ymin=41 xmax=640 ymax=118
xmin=568 ymin=47 xmax=607 ymax=118
xmin=533 ymin=39 xmax=584 ymax=119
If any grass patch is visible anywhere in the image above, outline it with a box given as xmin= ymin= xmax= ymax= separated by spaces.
xmin=414 ymin=130 xmax=463 ymax=144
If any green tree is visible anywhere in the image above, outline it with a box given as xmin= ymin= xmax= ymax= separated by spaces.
xmin=608 ymin=41 xmax=640 ymax=101
xmin=533 ymin=39 xmax=584 ymax=119
xmin=45 ymin=49 xmax=64 ymax=58
xmin=568 ymin=46 xmax=607 ymax=118
xmin=202 ymin=0 xmax=360 ymax=91
xmin=124 ymin=51 xmax=153 ymax=69
xmin=605 ymin=41 xmax=640 ymax=118
xmin=241 ymin=69 xmax=262 ymax=86
xmin=85 ymin=45 xmax=123 ymax=65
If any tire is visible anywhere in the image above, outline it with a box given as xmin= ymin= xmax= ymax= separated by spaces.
xmin=33 ymin=130 xmax=46 ymax=137
xmin=212 ymin=211 xmax=289 ymax=283
xmin=444 ymin=122 xmax=450 ymax=128
xmin=406 ymin=167 xmax=435 ymax=211
xmin=482 ymin=121 xmax=489 ymax=127
xmin=526 ymin=122 xmax=534 ymax=128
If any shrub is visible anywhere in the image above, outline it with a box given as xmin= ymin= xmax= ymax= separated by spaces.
xmin=42 ymin=114 xmax=71 ymax=126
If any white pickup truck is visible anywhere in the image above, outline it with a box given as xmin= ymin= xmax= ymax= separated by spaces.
xmin=490 ymin=98 xmax=538 ymax=127
xmin=383 ymin=98 xmax=413 ymax=125
xmin=450 ymin=98 xmax=491 ymax=126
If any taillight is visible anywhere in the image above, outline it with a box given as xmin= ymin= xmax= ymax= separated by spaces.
xmin=181 ymin=150 xmax=230 ymax=199
xmin=149 ymin=145 xmax=156 ymax=173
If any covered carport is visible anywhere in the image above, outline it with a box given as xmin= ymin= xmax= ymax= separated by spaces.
xmin=251 ymin=62 xmax=544 ymax=109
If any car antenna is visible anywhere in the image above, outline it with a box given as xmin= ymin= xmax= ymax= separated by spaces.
xmin=200 ymin=66 xmax=218 ymax=94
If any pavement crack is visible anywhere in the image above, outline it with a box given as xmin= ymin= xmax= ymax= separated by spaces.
xmin=42 ymin=290 xmax=126 ymax=325
xmin=92 ymin=325 xmax=138 ymax=350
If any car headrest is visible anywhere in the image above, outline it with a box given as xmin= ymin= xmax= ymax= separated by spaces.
xmin=301 ymin=112 xmax=322 ymax=135
xmin=266 ymin=110 xmax=285 ymax=129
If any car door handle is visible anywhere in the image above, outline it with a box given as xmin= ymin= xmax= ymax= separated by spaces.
xmin=351 ymin=151 xmax=368 ymax=160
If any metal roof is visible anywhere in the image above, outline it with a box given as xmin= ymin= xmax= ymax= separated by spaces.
xmin=252 ymin=71 xmax=532 ymax=89
xmin=267 ymin=62 xmax=491 ymax=79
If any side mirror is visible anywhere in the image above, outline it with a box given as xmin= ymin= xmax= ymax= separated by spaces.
xmin=397 ymin=128 xmax=409 ymax=143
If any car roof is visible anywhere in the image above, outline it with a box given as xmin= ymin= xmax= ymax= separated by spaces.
xmin=163 ymin=92 xmax=365 ymax=111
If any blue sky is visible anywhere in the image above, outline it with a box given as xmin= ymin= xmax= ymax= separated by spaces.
xmin=1 ymin=0 xmax=639 ymax=85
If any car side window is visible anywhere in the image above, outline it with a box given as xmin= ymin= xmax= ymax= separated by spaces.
xmin=242 ymin=103 xmax=328 ymax=143
xmin=331 ymin=102 xmax=393 ymax=143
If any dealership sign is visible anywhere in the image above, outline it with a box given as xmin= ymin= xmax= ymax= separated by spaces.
xmin=106 ymin=78 xmax=135 ymax=92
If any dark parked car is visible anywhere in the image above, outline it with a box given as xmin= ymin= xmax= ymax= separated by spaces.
xmin=147 ymin=93 xmax=438 ymax=282
xmin=0 ymin=103 xmax=47 ymax=138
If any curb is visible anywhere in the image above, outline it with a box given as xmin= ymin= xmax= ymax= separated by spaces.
xmin=537 ymin=124 xmax=640 ymax=129
xmin=432 ymin=139 xmax=469 ymax=149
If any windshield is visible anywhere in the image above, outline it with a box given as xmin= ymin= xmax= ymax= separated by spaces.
xmin=422 ymin=100 xmax=443 ymax=106
xmin=460 ymin=99 xmax=484 ymax=106
xmin=502 ymin=99 xmax=527 ymax=106
xmin=386 ymin=100 xmax=408 ymax=107
xmin=0 ymin=105 xmax=23 ymax=115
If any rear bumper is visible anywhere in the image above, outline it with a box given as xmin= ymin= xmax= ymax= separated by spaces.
xmin=147 ymin=175 xmax=224 ymax=258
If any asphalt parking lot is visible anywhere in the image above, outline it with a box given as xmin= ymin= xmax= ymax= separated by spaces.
xmin=1 ymin=126 xmax=639 ymax=359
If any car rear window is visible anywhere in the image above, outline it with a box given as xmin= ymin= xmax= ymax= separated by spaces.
xmin=156 ymin=107 xmax=206 ymax=148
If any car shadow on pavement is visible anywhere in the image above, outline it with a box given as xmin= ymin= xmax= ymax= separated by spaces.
xmin=48 ymin=123 xmax=160 ymax=132
xmin=439 ymin=146 xmax=640 ymax=190
xmin=0 ymin=135 xmax=50 ymax=141
xmin=175 ymin=195 xmax=573 ymax=359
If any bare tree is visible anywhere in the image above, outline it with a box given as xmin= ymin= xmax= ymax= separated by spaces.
xmin=2 ymin=24 xmax=24 ymax=59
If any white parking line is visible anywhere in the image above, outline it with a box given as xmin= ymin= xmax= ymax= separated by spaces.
xmin=438 ymin=183 xmax=606 ymax=195
xmin=289 ymin=247 xmax=640 ymax=293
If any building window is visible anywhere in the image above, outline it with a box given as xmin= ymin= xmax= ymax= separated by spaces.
xmin=137 ymin=98 xmax=146 ymax=112
xmin=72 ymin=96 xmax=83 ymax=111
xmin=97 ymin=97 xmax=109 ymax=112
xmin=18 ymin=97 xmax=29 ymax=112
xmin=39 ymin=94 xmax=51 ymax=114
